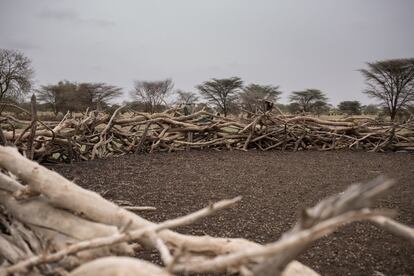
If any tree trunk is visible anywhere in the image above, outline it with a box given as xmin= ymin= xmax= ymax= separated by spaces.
xmin=390 ymin=108 xmax=397 ymax=121
xmin=27 ymin=94 xmax=38 ymax=160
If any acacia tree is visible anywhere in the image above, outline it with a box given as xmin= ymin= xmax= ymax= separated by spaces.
xmin=78 ymin=83 xmax=122 ymax=111
xmin=313 ymin=101 xmax=331 ymax=117
xmin=360 ymin=58 xmax=414 ymax=121
xmin=175 ymin=90 xmax=199 ymax=105
xmin=0 ymin=49 xmax=34 ymax=102
xmin=338 ymin=101 xmax=362 ymax=115
xmin=36 ymin=83 xmax=61 ymax=115
xmin=362 ymin=104 xmax=380 ymax=115
xmin=239 ymin=84 xmax=282 ymax=113
xmin=37 ymin=81 xmax=122 ymax=114
xmin=131 ymin=79 xmax=173 ymax=113
xmin=289 ymin=89 xmax=328 ymax=113
xmin=36 ymin=81 xmax=77 ymax=115
xmin=196 ymin=77 xmax=243 ymax=116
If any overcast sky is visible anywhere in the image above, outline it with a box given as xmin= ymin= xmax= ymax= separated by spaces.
xmin=1 ymin=0 xmax=413 ymax=105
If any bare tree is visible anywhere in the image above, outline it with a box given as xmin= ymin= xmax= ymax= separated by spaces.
xmin=240 ymin=84 xmax=282 ymax=113
xmin=360 ymin=58 xmax=414 ymax=121
xmin=175 ymin=90 xmax=199 ymax=105
xmin=0 ymin=49 xmax=34 ymax=102
xmin=289 ymin=89 xmax=328 ymax=113
xmin=196 ymin=77 xmax=243 ymax=117
xmin=131 ymin=79 xmax=174 ymax=113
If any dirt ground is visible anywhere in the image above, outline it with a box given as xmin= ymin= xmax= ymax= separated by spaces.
xmin=51 ymin=150 xmax=414 ymax=276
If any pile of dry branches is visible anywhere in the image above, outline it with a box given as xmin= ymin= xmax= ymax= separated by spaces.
xmin=0 ymin=146 xmax=413 ymax=276
xmin=1 ymin=102 xmax=414 ymax=162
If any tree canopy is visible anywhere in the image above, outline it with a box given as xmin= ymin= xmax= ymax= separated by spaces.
xmin=289 ymin=89 xmax=328 ymax=113
xmin=175 ymin=90 xmax=199 ymax=105
xmin=0 ymin=49 xmax=34 ymax=102
xmin=361 ymin=104 xmax=380 ymax=115
xmin=36 ymin=81 xmax=122 ymax=114
xmin=338 ymin=101 xmax=362 ymax=115
xmin=239 ymin=84 xmax=282 ymax=113
xmin=196 ymin=77 xmax=243 ymax=116
xmin=131 ymin=79 xmax=173 ymax=113
xmin=360 ymin=58 xmax=414 ymax=120
xmin=77 ymin=83 xmax=122 ymax=111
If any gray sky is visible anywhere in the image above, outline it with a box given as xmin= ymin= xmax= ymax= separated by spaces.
xmin=1 ymin=0 xmax=413 ymax=105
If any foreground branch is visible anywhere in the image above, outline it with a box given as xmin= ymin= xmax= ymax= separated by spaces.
xmin=0 ymin=146 xmax=413 ymax=276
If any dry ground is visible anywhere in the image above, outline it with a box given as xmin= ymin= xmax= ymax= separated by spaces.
xmin=51 ymin=150 xmax=414 ymax=276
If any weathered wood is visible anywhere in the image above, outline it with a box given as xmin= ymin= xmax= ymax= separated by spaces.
xmin=0 ymin=127 xmax=6 ymax=145
xmin=1 ymin=108 xmax=413 ymax=162
xmin=26 ymin=94 xmax=37 ymax=160
xmin=0 ymin=147 xmax=413 ymax=276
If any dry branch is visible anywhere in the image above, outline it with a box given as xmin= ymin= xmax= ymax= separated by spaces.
xmin=0 ymin=194 xmax=241 ymax=274
xmin=68 ymin=257 xmax=172 ymax=276
xmin=1 ymin=109 xmax=413 ymax=162
xmin=0 ymin=147 xmax=413 ymax=275
xmin=123 ymin=206 xmax=157 ymax=211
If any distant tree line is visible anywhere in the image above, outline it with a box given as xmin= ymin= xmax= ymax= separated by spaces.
xmin=1 ymin=48 xmax=413 ymax=121
xmin=36 ymin=81 xmax=122 ymax=114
